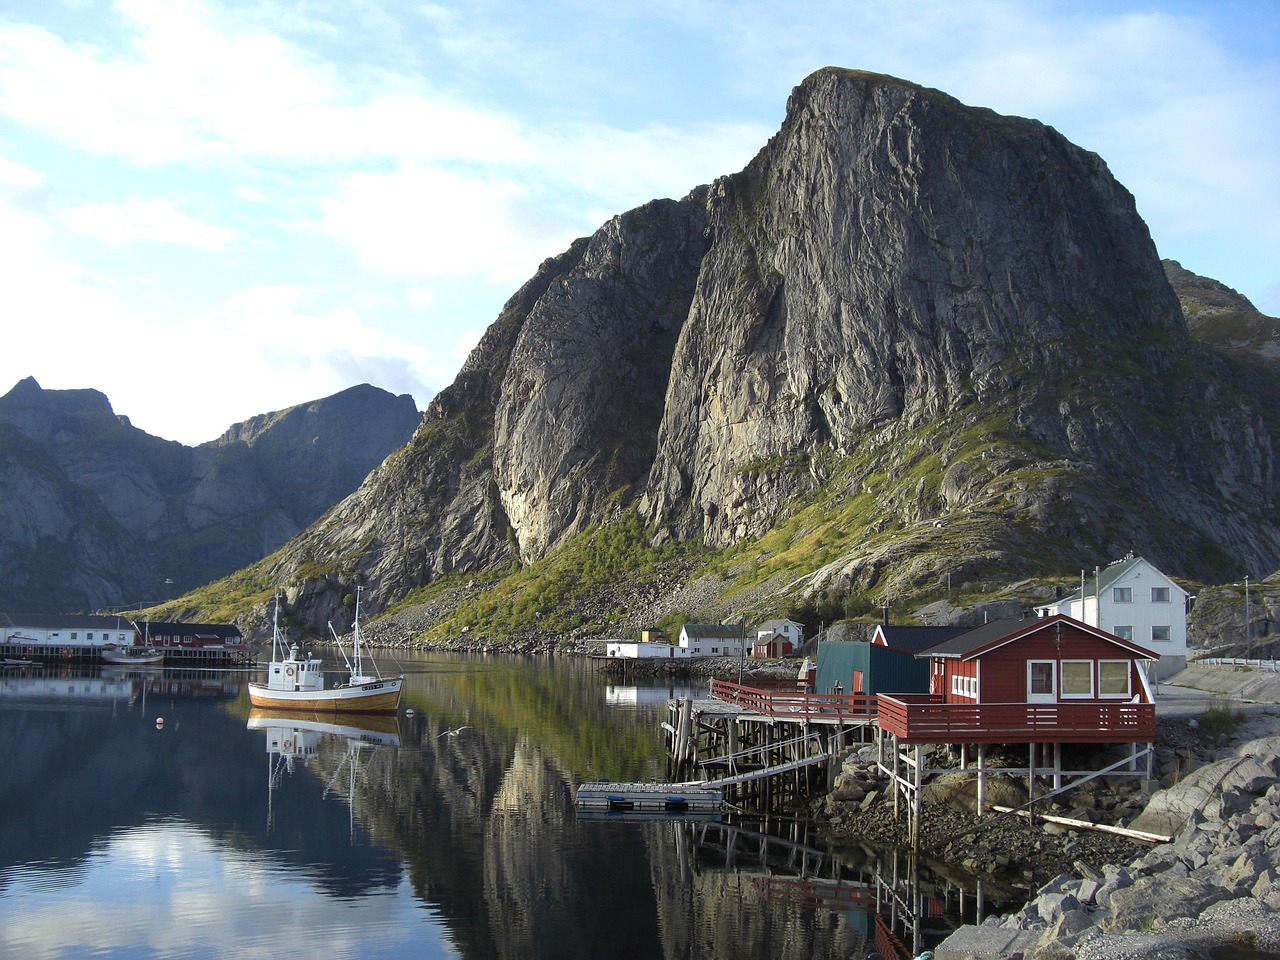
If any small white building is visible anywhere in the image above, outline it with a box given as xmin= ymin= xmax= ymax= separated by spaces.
xmin=604 ymin=640 xmax=690 ymax=659
xmin=678 ymin=624 xmax=747 ymax=658
xmin=1036 ymin=554 xmax=1189 ymax=680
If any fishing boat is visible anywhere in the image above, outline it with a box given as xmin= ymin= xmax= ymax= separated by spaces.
xmin=247 ymin=589 xmax=403 ymax=714
xmin=101 ymin=644 xmax=164 ymax=665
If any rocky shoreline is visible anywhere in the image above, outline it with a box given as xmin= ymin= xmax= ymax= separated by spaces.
xmin=812 ymin=708 xmax=1280 ymax=959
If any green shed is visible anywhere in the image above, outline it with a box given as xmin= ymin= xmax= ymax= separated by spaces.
xmin=815 ymin=640 xmax=930 ymax=696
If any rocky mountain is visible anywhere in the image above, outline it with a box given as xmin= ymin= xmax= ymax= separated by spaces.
xmin=246 ymin=68 xmax=1280 ymax=639
xmin=0 ymin=378 xmax=419 ymax=612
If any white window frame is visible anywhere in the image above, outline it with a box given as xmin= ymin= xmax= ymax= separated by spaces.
xmin=1114 ymin=625 xmax=1133 ymax=641
xmin=1113 ymin=587 xmax=1132 ymax=603
xmin=1151 ymin=625 xmax=1171 ymax=643
xmin=1028 ymin=660 xmax=1056 ymax=702
xmin=1060 ymin=659 xmax=1094 ymax=698
xmin=950 ymin=673 xmax=978 ymax=700
xmin=1151 ymin=587 xmax=1170 ymax=603
xmin=1098 ymin=660 xmax=1131 ymax=697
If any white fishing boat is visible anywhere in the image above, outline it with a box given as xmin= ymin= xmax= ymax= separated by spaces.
xmin=247 ymin=589 xmax=403 ymax=714
xmin=101 ymin=644 xmax=164 ymax=665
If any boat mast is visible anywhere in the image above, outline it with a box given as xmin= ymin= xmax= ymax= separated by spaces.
xmin=272 ymin=593 xmax=282 ymax=663
xmin=353 ymin=586 xmax=363 ymax=679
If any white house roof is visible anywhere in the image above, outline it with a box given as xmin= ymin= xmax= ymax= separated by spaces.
xmin=1049 ymin=555 xmax=1187 ymax=605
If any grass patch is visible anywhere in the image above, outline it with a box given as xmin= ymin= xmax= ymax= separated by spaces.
xmin=1197 ymin=695 xmax=1246 ymax=741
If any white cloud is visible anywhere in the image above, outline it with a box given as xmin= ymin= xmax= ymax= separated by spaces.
xmin=63 ymin=197 xmax=236 ymax=249
xmin=314 ymin=166 xmax=570 ymax=285
xmin=0 ymin=155 xmax=43 ymax=187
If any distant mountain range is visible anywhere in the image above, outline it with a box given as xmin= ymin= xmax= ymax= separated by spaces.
xmin=0 ymin=378 xmax=419 ymax=612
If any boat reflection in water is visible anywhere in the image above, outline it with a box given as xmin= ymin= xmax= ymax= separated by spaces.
xmin=247 ymin=709 xmax=401 ymax=838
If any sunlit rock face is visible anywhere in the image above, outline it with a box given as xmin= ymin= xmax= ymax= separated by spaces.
xmin=271 ymin=68 xmax=1280 ymax=634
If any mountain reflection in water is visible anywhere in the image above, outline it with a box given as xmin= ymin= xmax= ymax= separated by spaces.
xmin=0 ymin=654 xmax=1005 ymax=959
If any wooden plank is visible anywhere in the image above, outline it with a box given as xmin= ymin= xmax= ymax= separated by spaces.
xmin=991 ymin=805 xmax=1171 ymax=843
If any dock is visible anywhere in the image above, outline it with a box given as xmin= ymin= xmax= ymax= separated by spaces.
xmin=575 ymin=780 xmax=725 ymax=813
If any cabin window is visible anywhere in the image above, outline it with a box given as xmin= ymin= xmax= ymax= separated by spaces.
xmin=1152 ymin=587 xmax=1170 ymax=603
xmin=1114 ymin=625 xmax=1133 ymax=641
xmin=70 ymin=632 xmax=78 ymax=640
xmin=949 ymin=674 xmax=977 ymax=698
xmin=1061 ymin=660 xmax=1093 ymax=697
xmin=86 ymin=632 xmax=94 ymax=640
xmin=1029 ymin=661 xmax=1055 ymax=696
xmin=1151 ymin=625 xmax=1171 ymax=643
xmin=1099 ymin=660 xmax=1131 ymax=696
xmin=1113 ymin=587 xmax=1132 ymax=603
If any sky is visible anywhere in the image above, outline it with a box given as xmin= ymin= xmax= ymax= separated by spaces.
xmin=1 ymin=1 xmax=1277 ymax=446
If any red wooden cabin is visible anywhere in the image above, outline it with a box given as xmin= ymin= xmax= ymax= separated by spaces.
xmin=877 ymin=614 xmax=1157 ymax=745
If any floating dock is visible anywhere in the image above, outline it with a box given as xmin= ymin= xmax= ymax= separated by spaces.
xmin=575 ymin=781 xmax=725 ymax=813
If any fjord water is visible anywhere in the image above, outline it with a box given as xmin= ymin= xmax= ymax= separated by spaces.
xmin=0 ymin=654 xmax=994 ymax=959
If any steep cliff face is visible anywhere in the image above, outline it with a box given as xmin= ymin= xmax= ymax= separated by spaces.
xmin=492 ymin=198 xmax=710 ymax=559
xmin=269 ymin=67 xmax=1280 ymax=633
xmin=0 ymin=378 xmax=419 ymax=611
xmin=641 ymin=69 xmax=1186 ymax=547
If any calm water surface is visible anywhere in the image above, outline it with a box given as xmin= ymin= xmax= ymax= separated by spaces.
xmin=0 ymin=654 xmax=1003 ymax=959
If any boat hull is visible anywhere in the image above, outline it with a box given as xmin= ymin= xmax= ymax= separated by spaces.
xmin=101 ymin=648 xmax=165 ymax=665
xmin=247 ymin=676 xmax=403 ymax=713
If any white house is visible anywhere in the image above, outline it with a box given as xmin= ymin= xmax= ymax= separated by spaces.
xmin=753 ymin=618 xmax=804 ymax=657
xmin=604 ymin=640 xmax=690 ymax=660
xmin=677 ymin=624 xmax=747 ymax=658
xmin=1036 ymin=555 xmax=1189 ymax=680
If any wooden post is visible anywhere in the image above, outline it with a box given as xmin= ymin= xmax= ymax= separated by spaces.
xmin=912 ymin=743 xmax=923 ymax=851
xmin=1028 ymin=742 xmax=1036 ymax=826
xmin=892 ymin=734 xmax=901 ymax=820
xmin=977 ymin=743 xmax=986 ymax=815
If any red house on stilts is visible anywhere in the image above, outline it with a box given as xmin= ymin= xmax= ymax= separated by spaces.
xmin=874 ymin=614 xmax=1158 ymax=841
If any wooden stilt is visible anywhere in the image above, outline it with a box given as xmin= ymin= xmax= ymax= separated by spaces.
xmin=976 ymin=743 xmax=986 ymax=815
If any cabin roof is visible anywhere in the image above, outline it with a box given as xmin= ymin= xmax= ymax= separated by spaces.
xmin=138 ymin=622 xmax=243 ymax=638
xmin=918 ymin=614 xmax=1158 ymax=662
xmin=873 ymin=624 xmax=969 ymax=654
xmin=682 ymin=623 xmax=745 ymax=639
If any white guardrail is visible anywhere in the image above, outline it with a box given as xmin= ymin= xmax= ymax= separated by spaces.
xmin=1194 ymin=657 xmax=1280 ymax=672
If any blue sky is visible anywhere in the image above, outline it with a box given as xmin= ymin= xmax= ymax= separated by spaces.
xmin=1 ymin=0 xmax=1277 ymax=445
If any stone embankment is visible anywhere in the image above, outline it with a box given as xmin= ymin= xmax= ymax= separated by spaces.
xmin=934 ymin=723 xmax=1280 ymax=959
xmin=815 ymin=671 xmax=1280 ymax=959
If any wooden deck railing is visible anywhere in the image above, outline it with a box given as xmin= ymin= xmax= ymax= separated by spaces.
xmin=709 ymin=681 xmax=1156 ymax=744
xmin=709 ymin=679 xmax=877 ymax=723
xmin=875 ymin=693 xmax=1156 ymax=744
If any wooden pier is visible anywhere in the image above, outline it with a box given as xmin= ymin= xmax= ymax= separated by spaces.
xmin=664 ymin=680 xmax=878 ymax=809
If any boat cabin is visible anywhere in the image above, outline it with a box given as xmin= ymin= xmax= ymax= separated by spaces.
xmin=265 ymin=644 xmax=325 ymax=693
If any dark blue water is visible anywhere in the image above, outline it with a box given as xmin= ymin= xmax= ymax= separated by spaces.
xmin=0 ymin=655 xmax=995 ymax=959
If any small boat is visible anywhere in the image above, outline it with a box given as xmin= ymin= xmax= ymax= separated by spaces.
xmin=247 ymin=589 xmax=403 ymax=714
xmin=101 ymin=644 xmax=165 ymax=665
